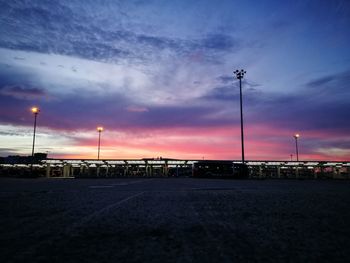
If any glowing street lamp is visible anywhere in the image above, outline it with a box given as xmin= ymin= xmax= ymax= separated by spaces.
xmin=234 ymin=69 xmax=247 ymax=164
xmin=293 ymin=133 xmax=300 ymax=161
xmin=31 ymin=107 xmax=40 ymax=158
xmin=97 ymin=126 xmax=104 ymax=160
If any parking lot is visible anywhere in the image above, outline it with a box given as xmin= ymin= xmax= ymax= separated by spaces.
xmin=1 ymin=178 xmax=349 ymax=262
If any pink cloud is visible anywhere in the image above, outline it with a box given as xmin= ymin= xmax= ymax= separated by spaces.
xmin=55 ymin=124 xmax=350 ymax=161
xmin=126 ymin=106 xmax=149 ymax=113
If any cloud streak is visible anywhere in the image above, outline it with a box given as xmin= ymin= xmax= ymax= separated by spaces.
xmin=0 ymin=85 xmax=47 ymax=100
xmin=0 ymin=1 xmax=241 ymax=66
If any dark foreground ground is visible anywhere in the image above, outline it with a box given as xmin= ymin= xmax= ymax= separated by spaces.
xmin=0 ymin=178 xmax=349 ymax=263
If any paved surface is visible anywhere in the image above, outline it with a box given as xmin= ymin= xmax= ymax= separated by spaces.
xmin=0 ymin=178 xmax=349 ymax=262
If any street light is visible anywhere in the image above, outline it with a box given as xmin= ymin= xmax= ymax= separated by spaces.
xmin=234 ymin=69 xmax=246 ymax=164
xmin=293 ymin=133 xmax=300 ymax=161
xmin=31 ymin=106 xmax=40 ymax=158
xmin=97 ymin=126 xmax=104 ymax=160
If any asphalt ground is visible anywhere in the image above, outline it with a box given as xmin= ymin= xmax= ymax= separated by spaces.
xmin=0 ymin=178 xmax=349 ymax=263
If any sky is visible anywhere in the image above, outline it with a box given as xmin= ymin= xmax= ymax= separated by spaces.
xmin=0 ymin=0 xmax=349 ymax=161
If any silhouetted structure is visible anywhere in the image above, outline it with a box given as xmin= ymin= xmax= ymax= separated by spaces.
xmin=97 ymin=126 xmax=104 ymax=160
xmin=1 ymin=157 xmax=349 ymax=179
xmin=234 ymin=69 xmax=246 ymax=165
xmin=192 ymin=160 xmax=248 ymax=178
xmin=0 ymin=153 xmax=48 ymax=164
xmin=294 ymin=134 xmax=300 ymax=161
xmin=31 ymin=107 xmax=40 ymax=157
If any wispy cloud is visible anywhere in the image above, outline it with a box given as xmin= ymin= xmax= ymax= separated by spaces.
xmin=126 ymin=106 xmax=149 ymax=113
xmin=0 ymin=85 xmax=48 ymax=100
xmin=0 ymin=2 xmax=242 ymax=66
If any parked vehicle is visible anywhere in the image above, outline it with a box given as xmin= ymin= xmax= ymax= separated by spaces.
xmin=192 ymin=161 xmax=248 ymax=178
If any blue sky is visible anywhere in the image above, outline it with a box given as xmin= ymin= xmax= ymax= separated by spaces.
xmin=0 ymin=0 xmax=349 ymax=160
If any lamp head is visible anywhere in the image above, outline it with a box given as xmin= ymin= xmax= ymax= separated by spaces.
xmin=31 ymin=107 xmax=40 ymax=114
xmin=294 ymin=133 xmax=300 ymax=139
xmin=97 ymin=126 xmax=104 ymax=132
xmin=234 ymin=69 xmax=246 ymax=79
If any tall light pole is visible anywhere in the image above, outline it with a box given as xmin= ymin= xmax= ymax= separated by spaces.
xmin=31 ymin=107 xmax=40 ymax=158
xmin=97 ymin=126 xmax=104 ymax=160
xmin=234 ymin=69 xmax=246 ymax=164
xmin=294 ymin=134 xmax=300 ymax=161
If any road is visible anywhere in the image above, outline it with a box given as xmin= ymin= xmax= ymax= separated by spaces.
xmin=0 ymin=178 xmax=349 ymax=262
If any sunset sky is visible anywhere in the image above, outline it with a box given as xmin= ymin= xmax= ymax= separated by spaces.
xmin=0 ymin=0 xmax=349 ymax=160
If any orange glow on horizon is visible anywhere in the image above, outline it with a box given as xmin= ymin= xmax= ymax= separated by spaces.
xmin=49 ymin=125 xmax=348 ymax=161
xmin=6 ymin=123 xmax=348 ymax=161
